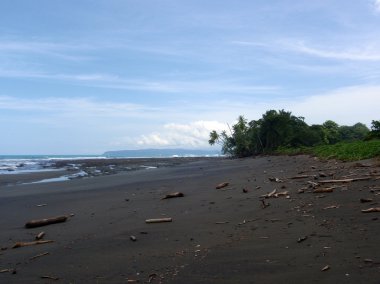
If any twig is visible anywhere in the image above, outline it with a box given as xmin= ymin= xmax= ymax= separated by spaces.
xmin=291 ymin=175 xmax=315 ymax=179
xmin=321 ymin=265 xmax=330 ymax=271
xmin=323 ymin=205 xmax=339 ymax=210
xmin=30 ymin=252 xmax=49 ymax=260
xmin=318 ymin=177 xmax=372 ymax=184
xmin=41 ymin=276 xmax=59 ymax=280
xmin=361 ymin=207 xmax=380 ymax=213
xmin=35 ymin=231 xmax=45 ymax=240
xmin=12 ymin=240 xmax=54 ymax=249
xmin=145 ymin=218 xmax=172 ymax=223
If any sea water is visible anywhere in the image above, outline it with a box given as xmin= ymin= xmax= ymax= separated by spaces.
xmin=0 ymin=155 xmax=104 ymax=175
xmin=0 ymin=150 xmax=222 ymax=175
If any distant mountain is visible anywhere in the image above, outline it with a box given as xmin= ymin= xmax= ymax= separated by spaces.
xmin=103 ymin=148 xmax=221 ymax=158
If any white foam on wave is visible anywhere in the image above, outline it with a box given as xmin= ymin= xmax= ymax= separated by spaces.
xmin=25 ymin=170 xmax=89 ymax=184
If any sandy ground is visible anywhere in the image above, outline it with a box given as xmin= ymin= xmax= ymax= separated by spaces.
xmin=0 ymin=155 xmax=379 ymax=283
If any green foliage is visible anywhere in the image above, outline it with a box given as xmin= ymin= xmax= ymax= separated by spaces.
xmin=209 ymin=109 xmax=378 ymax=160
xmin=309 ymin=140 xmax=380 ymax=161
xmin=276 ymin=140 xmax=380 ymax=161
xmin=365 ymin=120 xmax=380 ymax=140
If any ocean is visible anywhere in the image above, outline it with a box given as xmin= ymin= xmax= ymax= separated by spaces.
xmin=0 ymin=155 xmax=104 ymax=175
xmin=0 ymin=149 xmax=222 ymax=174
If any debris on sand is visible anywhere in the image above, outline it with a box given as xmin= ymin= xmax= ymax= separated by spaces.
xmin=35 ymin=231 xmax=45 ymax=240
xmin=145 ymin=218 xmax=173 ymax=223
xmin=25 ymin=216 xmax=68 ymax=228
xmin=321 ymin=265 xmax=330 ymax=271
xmin=12 ymin=240 xmax=54 ymax=249
xmin=297 ymin=236 xmax=308 ymax=243
xmin=30 ymin=252 xmax=49 ymax=261
xmin=313 ymin=188 xmax=334 ymax=193
xmin=162 ymin=192 xmax=184 ymax=199
xmin=216 ymin=182 xmax=229 ymax=189
xmin=360 ymin=198 xmax=373 ymax=203
xmin=361 ymin=208 xmax=380 ymax=213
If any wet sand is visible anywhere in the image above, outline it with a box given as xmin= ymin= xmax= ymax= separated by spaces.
xmin=0 ymin=155 xmax=379 ymax=283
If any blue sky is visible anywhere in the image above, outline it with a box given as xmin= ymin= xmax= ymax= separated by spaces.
xmin=1 ymin=0 xmax=380 ymax=154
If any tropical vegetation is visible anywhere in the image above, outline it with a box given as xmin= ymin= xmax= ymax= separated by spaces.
xmin=209 ymin=109 xmax=380 ymax=160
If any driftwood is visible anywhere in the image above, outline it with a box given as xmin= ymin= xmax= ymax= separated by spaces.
xmin=145 ymin=218 xmax=172 ymax=224
xmin=307 ymin=181 xmax=319 ymax=188
xmin=30 ymin=252 xmax=49 ymax=260
xmin=162 ymin=192 xmax=184 ymax=199
xmin=25 ymin=216 xmax=68 ymax=228
xmin=290 ymin=175 xmax=315 ymax=179
xmin=35 ymin=231 xmax=45 ymax=240
xmin=360 ymin=198 xmax=373 ymax=203
xmin=261 ymin=189 xmax=289 ymax=198
xmin=297 ymin=236 xmax=308 ymax=243
xmin=261 ymin=189 xmax=276 ymax=198
xmin=361 ymin=207 xmax=380 ymax=213
xmin=321 ymin=265 xmax=330 ymax=271
xmin=261 ymin=199 xmax=270 ymax=209
xmin=318 ymin=177 xmax=372 ymax=184
xmin=323 ymin=205 xmax=339 ymax=210
xmin=268 ymin=177 xmax=283 ymax=183
xmin=41 ymin=276 xmax=59 ymax=281
xmin=313 ymin=188 xmax=334 ymax=193
xmin=216 ymin=182 xmax=229 ymax=189
xmin=12 ymin=240 xmax=54 ymax=249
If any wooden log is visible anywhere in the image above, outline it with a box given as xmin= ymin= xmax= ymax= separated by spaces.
xmin=360 ymin=198 xmax=373 ymax=203
xmin=161 ymin=192 xmax=184 ymax=199
xmin=12 ymin=240 xmax=54 ymax=249
xmin=25 ymin=216 xmax=68 ymax=228
xmin=318 ymin=177 xmax=372 ymax=184
xmin=216 ymin=182 xmax=229 ymax=189
xmin=290 ymin=175 xmax=315 ymax=179
xmin=145 ymin=218 xmax=172 ymax=224
xmin=361 ymin=207 xmax=380 ymax=213
xmin=313 ymin=188 xmax=333 ymax=193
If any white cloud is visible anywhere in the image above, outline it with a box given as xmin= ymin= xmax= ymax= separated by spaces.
xmin=234 ymin=39 xmax=380 ymax=61
xmin=0 ymin=69 xmax=278 ymax=94
xmin=373 ymin=0 xmax=380 ymax=12
xmin=286 ymin=41 xmax=380 ymax=61
xmin=136 ymin=121 xmax=228 ymax=148
xmin=288 ymin=85 xmax=380 ymax=126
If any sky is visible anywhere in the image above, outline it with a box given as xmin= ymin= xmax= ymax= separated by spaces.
xmin=1 ymin=0 xmax=380 ymax=154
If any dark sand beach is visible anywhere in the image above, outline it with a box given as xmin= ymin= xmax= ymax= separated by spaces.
xmin=0 ymin=155 xmax=379 ymax=283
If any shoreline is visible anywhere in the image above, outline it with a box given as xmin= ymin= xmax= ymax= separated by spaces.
xmin=0 ymin=155 xmax=379 ymax=283
xmin=1 ymin=157 xmax=224 ymax=187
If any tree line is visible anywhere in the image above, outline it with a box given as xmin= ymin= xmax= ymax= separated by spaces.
xmin=209 ymin=109 xmax=380 ymax=157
